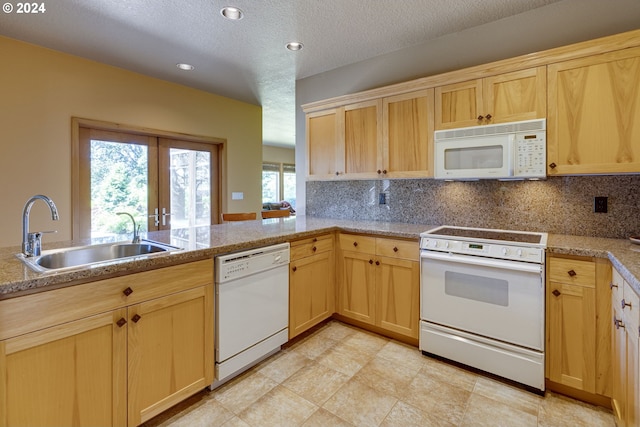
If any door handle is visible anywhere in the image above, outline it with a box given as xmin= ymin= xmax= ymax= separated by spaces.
xmin=149 ymin=208 xmax=160 ymax=227
xmin=161 ymin=207 xmax=172 ymax=226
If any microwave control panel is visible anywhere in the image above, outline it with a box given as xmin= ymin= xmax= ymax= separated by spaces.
xmin=514 ymin=132 xmax=546 ymax=177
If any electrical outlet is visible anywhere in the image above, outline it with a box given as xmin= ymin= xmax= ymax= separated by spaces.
xmin=594 ymin=196 xmax=608 ymax=213
xmin=379 ymin=192 xmax=386 ymax=205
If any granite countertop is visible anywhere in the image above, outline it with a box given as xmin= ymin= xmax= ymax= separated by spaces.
xmin=1 ymin=216 xmax=639 ymax=299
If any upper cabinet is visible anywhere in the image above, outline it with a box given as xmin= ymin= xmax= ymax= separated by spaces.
xmin=434 ymin=67 xmax=547 ymax=130
xmin=547 ymin=47 xmax=640 ymax=175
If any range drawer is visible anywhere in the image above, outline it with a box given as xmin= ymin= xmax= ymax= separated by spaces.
xmin=548 ymin=257 xmax=595 ymax=287
xmin=290 ymin=234 xmax=334 ymax=261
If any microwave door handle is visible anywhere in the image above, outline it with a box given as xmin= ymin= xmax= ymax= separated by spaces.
xmin=508 ymin=134 xmax=515 ymax=176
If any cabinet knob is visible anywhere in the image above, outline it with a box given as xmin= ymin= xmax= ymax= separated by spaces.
xmin=382 ymin=169 xmax=387 ymax=174
xmin=610 ymin=282 xmax=618 ymax=289
xmin=485 ymin=114 xmax=492 ymax=120
xmin=292 ymin=266 xmax=297 ymax=272
xmin=377 ymin=170 xmax=382 ymax=174
xmin=622 ymin=298 xmax=632 ymax=309
xmin=353 ymin=241 xmax=358 ymax=247
xmin=123 ymin=287 xmax=133 ymax=296
xmin=312 ymin=238 xmax=318 ymax=243
xmin=131 ymin=314 xmax=141 ymax=323
xmin=312 ymin=246 xmax=317 ymax=252
xmin=477 ymin=115 xmax=484 ymax=121
xmin=549 ymin=162 xmax=557 ymax=169
xmin=375 ymin=260 xmax=380 ymax=266
xmin=335 ymin=171 xmax=340 ymax=176
xmin=369 ymin=259 xmax=373 ymax=264
xmin=116 ymin=318 xmax=127 ymax=328
xmin=567 ymin=269 xmax=576 ymax=277
xmin=614 ymin=315 xmax=625 ymax=330
xmin=393 ymin=246 xmax=398 ymax=252
xmin=552 ymin=289 xmax=561 ymax=297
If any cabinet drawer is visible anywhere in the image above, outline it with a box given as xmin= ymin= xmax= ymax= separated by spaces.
xmin=548 ymin=257 xmax=595 ymax=287
xmin=0 ymin=259 xmax=213 ymax=341
xmin=339 ymin=234 xmax=376 ymax=254
xmin=376 ymin=238 xmax=418 ymax=261
xmin=290 ymin=234 xmax=334 ymax=261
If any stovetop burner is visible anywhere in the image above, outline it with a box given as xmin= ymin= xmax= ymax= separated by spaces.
xmin=423 ymin=226 xmax=547 ymax=246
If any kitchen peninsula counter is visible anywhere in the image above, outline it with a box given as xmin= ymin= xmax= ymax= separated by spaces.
xmin=1 ymin=216 xmax=639 ymax=299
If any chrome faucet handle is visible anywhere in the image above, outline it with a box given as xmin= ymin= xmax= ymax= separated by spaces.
xmin=25 ymin=230 xmax=57 ymax=257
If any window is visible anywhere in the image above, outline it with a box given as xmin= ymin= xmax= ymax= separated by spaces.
xmin=262 ymin=162 xmax=296 ymax=208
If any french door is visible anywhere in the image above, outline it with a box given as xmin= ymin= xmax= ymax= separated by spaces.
xmin=76 ymin=127 xmax=220 ymax=239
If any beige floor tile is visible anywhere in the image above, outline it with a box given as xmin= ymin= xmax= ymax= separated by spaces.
xmin=161 ymin=399 xmax=234 ymax=427
xmin=301 ymin=408 xmax=354 ymax=427
xmin=538 ymin=391 xmax=615 ymax=427
xmin=220 ymin=416 xmax=251 ymax=427
xmin=288 ymin=333 xmax=338 ymax=360
xmin=472 ymin=376 xmax=542 ymax=416
xmin=420 ymin=356 xmax=478 ymax=392
xmin=355 ymin=356 xmax=420 ymax=398
xmin=315 ymin=340 xmax=374 ymax=376
xmin=376 ymin=340 xmax=425 ymax=373
xmin=314 ymin=320 xmax=358 ymax=341
xmin=256 ymin=349 xmax=311 ymax=383
xmin=323 ymin=378 xmax=397 ymax=427
xmin=341 ymin=329 xmax=390 ymax=356
xmin=283 ymin=362 xmax=351 ymax=405
xmin=401 ymin=373 xmax=472 ymax=425
xmin=460 ymin=392 xmax=537 ymax=427
xmin=380 ymin=400 xmax=455 ymax=427
xmin=238 ymin=385 xmax=317 ymax=427
xmin=214 ymin=371 xmax=279 ymax=415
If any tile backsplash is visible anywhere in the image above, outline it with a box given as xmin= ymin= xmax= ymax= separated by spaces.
xmin=306 ymin=176 xmax=640 ymax=239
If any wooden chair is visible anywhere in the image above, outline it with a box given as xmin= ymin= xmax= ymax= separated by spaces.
xmin=221 ymin=212 xmax=256 ymax=222
xmin=261 ymin=210 xmax=291 ymax=219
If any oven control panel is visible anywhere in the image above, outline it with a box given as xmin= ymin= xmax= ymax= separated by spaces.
xmin=420 ymin=238 xmax=544 ymax=263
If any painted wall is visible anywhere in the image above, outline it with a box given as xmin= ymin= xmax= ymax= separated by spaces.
xmin=262 ymin=145 xmax=295 ymax=164
xmin=295 ymin=0 xmax=640 ymax=216
xmin=0 ymin=36 xmax=262 ymax=247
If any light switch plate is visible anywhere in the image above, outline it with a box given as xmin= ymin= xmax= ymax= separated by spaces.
xmin=232 ymin=192 xmax=244 ymax=200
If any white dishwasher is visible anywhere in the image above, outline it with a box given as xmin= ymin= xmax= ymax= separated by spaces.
xmin=212 ymin=242 xmax=290 ymax=388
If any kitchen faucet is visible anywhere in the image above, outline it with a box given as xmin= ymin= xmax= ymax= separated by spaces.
xmin=117 ymin=212 xmax=141 ymax=244
xmin=22 ymin=195 xmax=59 ymax=257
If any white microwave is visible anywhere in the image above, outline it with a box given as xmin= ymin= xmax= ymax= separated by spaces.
xmin=434 ymin=119 xmax=546 ymax=180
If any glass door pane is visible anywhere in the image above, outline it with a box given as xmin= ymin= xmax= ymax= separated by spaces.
xmin=168 ymin=148 xmax=211 ymax=229
xmin=89 ymin=139 xmax=149 ymax=238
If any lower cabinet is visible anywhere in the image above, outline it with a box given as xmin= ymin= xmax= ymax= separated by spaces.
xmin=337 ymin=233 xmax=420 ymax=340
xmin=545 ymin=254 xmax=611 ymax=400
xmin=0 ymin=260 xmax=214 ymax=427
xmin=289 ymin=234 xmax=335 ymax=339
xmin=611 ymin=267 xmax=640 ymax=427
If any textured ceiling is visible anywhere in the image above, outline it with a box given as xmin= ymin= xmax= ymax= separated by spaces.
xmin=0 ymin=0 xmax=604 ymax=147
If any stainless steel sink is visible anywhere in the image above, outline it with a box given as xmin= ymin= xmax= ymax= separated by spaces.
xmin=18 ymin=240 xmax=183 ymax=273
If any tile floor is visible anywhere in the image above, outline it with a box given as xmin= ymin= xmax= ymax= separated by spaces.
xmin=145 ymin=320 xmax=615 ymax=427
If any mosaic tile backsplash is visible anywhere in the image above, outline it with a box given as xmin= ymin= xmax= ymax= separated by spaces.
xmin=306 ymin=176 xmax=640 ymax=239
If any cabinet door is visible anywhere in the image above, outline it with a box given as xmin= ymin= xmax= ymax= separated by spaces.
xmin=383 ymin=89 xmax=434 ymax=178
xmin=127 ymin=285 xmax=213 ymax=427
xmin=0 ymin=310 xmax=127 ymax=427
xmin=376 ymin=256 xmax=419 ymax=339
xmin=483 ymin=66 xmax=546 ymax=124
xmin=624 ymin=281 xmax=640 ymax=427
xmin=613 ymin=303 xmax=627 ymax=426
xmin=547 ymin=281 xmax=596 ymax=393
xmin=435 ymin=79 xmax=483 ymax=130
xmin=343 ymin=100 xmax=383 ymax=178
xmin=338 ymin=250 xmax=376 ymax=325
xmin=306 ymin=109 xmax=343 ymax=179
xmin=548 ymin=47 xmax=640 ymax=175
xmin=289 ymin=250 xmax=335 ymax=339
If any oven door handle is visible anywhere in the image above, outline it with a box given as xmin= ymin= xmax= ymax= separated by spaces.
xmin=420 ymin=251 xmax=542 ymax=274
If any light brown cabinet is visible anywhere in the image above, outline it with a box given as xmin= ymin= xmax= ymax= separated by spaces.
xmin=337 ymin=234 xmax=420 ymax=340
xmin=434 ymin=67 xmax=546 ymax=130
xmin=546 ymin=255 xmax=611 ymax=399
xmin=611 ymin=268 xmax=640 ymax=427
xmin=547 ymin=47 xmax=640 ymax=175
xmin=0 ymin=260 xmax=214 ymax=427
xmin=289 ymin=234 xmax=335 ymax=339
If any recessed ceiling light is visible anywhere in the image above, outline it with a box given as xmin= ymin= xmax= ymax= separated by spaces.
xmin=286 ymin=42 xmax=303 ymax=51
xmin=221 ymin=6 xmax=243 ymax=20
xmin=176 ymin=63 xmax=195 ymax=71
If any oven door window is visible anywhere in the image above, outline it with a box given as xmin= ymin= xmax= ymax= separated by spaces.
xmin=445 ymin=271 xmax=508 ymax=306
